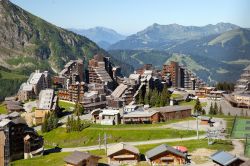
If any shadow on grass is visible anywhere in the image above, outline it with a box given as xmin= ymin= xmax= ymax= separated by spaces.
xmin=44 ymin=146 xmax=62 ymax=155
xmin=98 ymin=164 xmax=109 ymax=166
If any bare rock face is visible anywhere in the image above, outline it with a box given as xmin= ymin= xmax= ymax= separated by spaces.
xmin=0 ymin=0 xmax=105 ymax=73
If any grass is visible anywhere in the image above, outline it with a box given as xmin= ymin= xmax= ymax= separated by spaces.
xmin=41 ymin=127 xmax=201 ymax=148
xmin=0 ymin=70 xmax=28 ymax=80
xmin=0 ymin=104 xmax=7 ymax=114
xmin=179 ymin=100 xmax=207 ymax=108
xmin=11 ymin=139 xmax=233 ymax=166
xmin=170 ymin=93 xmax=183 ymax=99
xmin=58 ymin=100 xmax=75 ymax=110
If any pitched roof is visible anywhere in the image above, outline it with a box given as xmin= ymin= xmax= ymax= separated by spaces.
xmin=64 ymin=151 xmax=100 ymax=165
xmin=111 ymin=84 xmax=128 ymax=98
xmin=107 ymin=143 xmax=139 ymax=156
xmin=8 ymin=111 xmax=20 ymax=118
xmin=146 ymin=144 xmax=186 ymax=159
xmin=0 ymin=119 xmax=12 ymax=127
xmin=210 ymin=151 xmax=239 ymax=166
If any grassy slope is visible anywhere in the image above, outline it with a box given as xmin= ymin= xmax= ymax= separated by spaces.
xmin=0 ymin=104 xmax=7 ymax=114
xmin=0 ymin=69 xmax=28 ymax=101
xmin=12 ymin=139 xmax=233 ymax=166
xmin=42 ymin=127 xmax=200 ymax=148
xmin=58 ymin=100 xmax=75 ymax=110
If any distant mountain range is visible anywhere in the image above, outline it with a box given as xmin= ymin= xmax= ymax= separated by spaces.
xmin=109 ymin=23 xmax=240 ymax=50
xmin=107 ymin=23 xmax=250 ymax=84
xmin=69 ymin=27 xmax=126 ymax=49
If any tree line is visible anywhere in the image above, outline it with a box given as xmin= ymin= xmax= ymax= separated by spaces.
xmin=41 ymin=112 xmax=59 ymax=133
xmin=216 ymin=82 xmax=234 ymax=92
xmin=137 ymin=86 xmax=171 ymax=107
xmin=209 ymin=102 xmax=223 ymax=115
xmin=66 ymin=115 xmax=90 ymax=133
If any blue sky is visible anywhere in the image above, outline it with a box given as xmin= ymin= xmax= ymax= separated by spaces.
xmin=11 ymin=0 xmax=250 ymax=35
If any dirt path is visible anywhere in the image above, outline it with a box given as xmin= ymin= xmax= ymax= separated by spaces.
xmin=230 ymin=140 xmax=248 ymax=160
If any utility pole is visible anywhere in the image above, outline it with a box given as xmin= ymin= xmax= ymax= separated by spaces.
xmin=104 ymin=133 xmax=107 ymax=155
xmin=196 ymin=115 xmax=199 ymax=140
xmin=98 ymin=133 xmax=101 ymax=150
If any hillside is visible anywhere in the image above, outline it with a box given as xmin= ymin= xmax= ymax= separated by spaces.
xmin=0 ymin=0 xmax=106 ymax=75
xmin=108 ymin=50 xmax=245 ymax=84
xmin=0 ymin=0 xmax=133 ymax=100
xmin=109 ymin=23 xmax=239 ymax=50
xmin=69 ymin=27 xmax=126 ymax=49
xmin=169 ymin=28 xmax=250 ymax=61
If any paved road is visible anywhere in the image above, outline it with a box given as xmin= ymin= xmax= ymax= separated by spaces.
xmin=60 ymin=135 xmax=206 ymax=152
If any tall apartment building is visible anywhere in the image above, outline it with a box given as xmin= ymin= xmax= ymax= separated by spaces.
xmin=162 ymin=61 xmax=206 ymax=90
xmin=235 ymin=65 xmax=250 ymax=92
xmin=53 ymin=59 xmax=84 ymax=88
xmin=34 ymin=89 xmax=59 ymax=125
xmin=58 ymin=82 xmax=87 ymax=103
xmin=88 ymin=54 xmax=113 ymax=86
xmin=18 ymin=70 xmax=51 ymax=102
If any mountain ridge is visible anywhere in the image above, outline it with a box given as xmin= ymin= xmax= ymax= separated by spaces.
xmin=109 ymin=22 xmax=240 ymax=50
xmin=69 ymin=27 xmax=126 ymax=49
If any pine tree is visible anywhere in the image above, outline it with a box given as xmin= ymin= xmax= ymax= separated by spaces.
xmin=209 ymin=103 xmax=214 ymax=115
xmin=219 ymin=105 xmax=223 ymax=115
xmin=201 ymin=109 xmax=206 ymax=115
xmin=51 ymin=112 xmax=59 ymax=129
xmin=138 ymin=90 xmax=144 ymax=104
xmin=214 ymin=102 xmax=218 ymax=115
xmin=160 ymin=86 xmax=170 ymax=107
xmin=150 ymin=89 xmax=157 ymax=106
xmin=66 ymin=116 xmax=71 ymax=133
xmin=77 ymin=116 xmax=82 ymax=131
xmin=144 ymin=91 xmax=149 ymax=105
xmin=194 ymin=98 xmax=202 ymax=114
xmin=41 ymin=113 xmax=48 ymax=133
xmin=74 ymin=103 xmax=84 ymax=116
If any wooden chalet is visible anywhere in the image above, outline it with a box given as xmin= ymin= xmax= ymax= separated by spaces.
xmin=64 ymin=151 xmax=101 ymax=166
xmin=107 ymin=143 xmax=140 ymax=165
xmin=145 ymin=144 xmax=187 ymax=165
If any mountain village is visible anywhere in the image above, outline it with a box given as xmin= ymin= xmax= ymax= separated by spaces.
xmin=0 ymin=52 xmax=249 ymax=166
xmin=0 ymin=0 xmax=250 ymax=166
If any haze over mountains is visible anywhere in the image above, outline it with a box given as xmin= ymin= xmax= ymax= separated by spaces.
xmin=69 ymin=27 xmax=126 ymax=49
